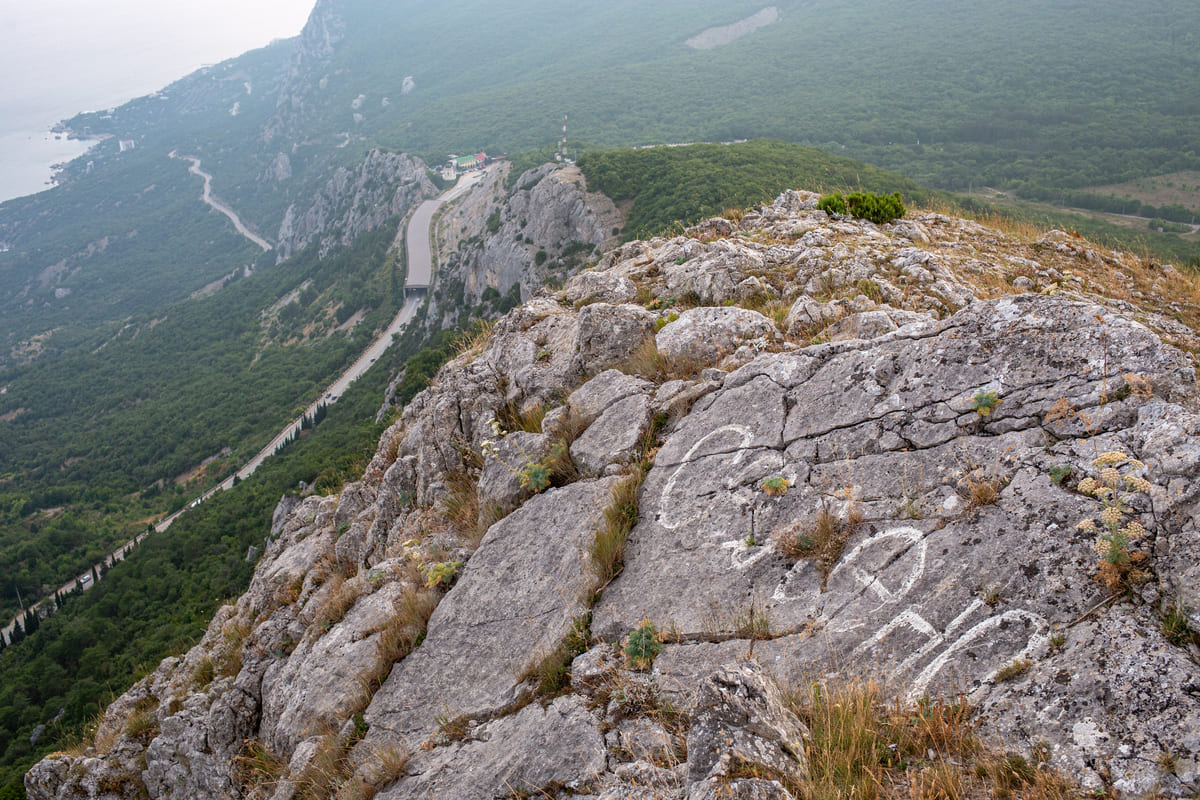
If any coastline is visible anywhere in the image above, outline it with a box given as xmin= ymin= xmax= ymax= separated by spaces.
xmin=0 ymin=124 xmax=99 ymax=205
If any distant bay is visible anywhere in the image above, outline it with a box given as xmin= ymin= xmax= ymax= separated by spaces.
xmin=0 ymin=127 xmax=97 ymax=205
xmin=0 ymin=0 xmax=315 ymax=206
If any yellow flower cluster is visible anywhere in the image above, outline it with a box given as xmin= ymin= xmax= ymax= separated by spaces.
xmin=1121 ymin=521 xmax=1146 ymax=539
xmin=1093 ymin=450 xmax=1146 ymax=470
xmin=1093 ymin=538 xmax=1113 ymax=557
xmin=1075 ymin=518 xmax=1096 ymax=532
xmin=1124 ymin=475 xmax=1153 ymax=494
xmin=1101 ymin=505 xmax=1123 ymax=526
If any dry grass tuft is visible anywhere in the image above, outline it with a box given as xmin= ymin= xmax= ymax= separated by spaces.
xmin=216 ymin=617 xmax=252 ymax=678
xmin=590 ymin=470 xmax=645 ymax=587
xmin=779 ymin=677 xmax=1084 ymax=800
xmin=774 ymin=501 xmax=861 ymax=589
xmin=617 ymin=337 xmax=705 ymax=384
xmin=365 ymin=586 xmax=439 ymax=694
xmin=313 ymin=575 xmax=368 ymax=633
xmin=495 ymin=401 xmax=546 ymax=435
xmin=967 ymin=474 xmax=1002 ymax=507
xmin=295 ymin=729 xmax=353 ymax=800
xmin=124 ymin=697 xmax=160 ymax=743
xmin=452 ymin=318 xmax=496 ymax=359
xmin=355 ymin=744 xmax=410 ymax=794
xmin=440 ymin=468 xmax=484 ymax=547
xmin=234 ymin=738 xmax=287 ymax=794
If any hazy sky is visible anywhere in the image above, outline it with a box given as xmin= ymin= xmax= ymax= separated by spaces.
xmin=0 ymin=0 xmax=316 ymax=131
xmin=0 ymin=0 xmax=316 ymax=201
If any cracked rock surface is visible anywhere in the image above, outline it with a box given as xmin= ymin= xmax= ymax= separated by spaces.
xmin=27 ymin=190 xmax=1200 ymax=800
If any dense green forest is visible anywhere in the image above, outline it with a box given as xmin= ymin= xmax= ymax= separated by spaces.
xmin=577 ymin=140 xmax=1200 ymax=266
xmin=0 ymin=322 xmax=462 ymax=797
xmin=0 ymin=223 xmax=404 ymax=623
xmin=579 ymin=140 xmax=932 ymax=239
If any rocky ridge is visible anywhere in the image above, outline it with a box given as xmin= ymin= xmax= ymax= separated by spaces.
xmin=28 ymin=191 xmax=1200 ymax=800
xmin=273 ymin=150 xmax=436 ymax=263
xmin=419 ymin=163 xmax=623 ymax=334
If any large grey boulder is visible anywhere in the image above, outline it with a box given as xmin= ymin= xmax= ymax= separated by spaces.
xmin=564 ymin=269 xmax=639 ymax=306
xmin=376 ymin=695 xmax=605 ymax=799
xmin=571 ymin=392 xmax=653 ymax=476
xmin=656 ymin=306 xmax=778 ymax=366
xmin=359 ymin=477 xmax=619 ymax=751
xmin=568 ymin=369 xmax=655 ymax=428
xmin=574 ymin=303 xmax=657 ymax=375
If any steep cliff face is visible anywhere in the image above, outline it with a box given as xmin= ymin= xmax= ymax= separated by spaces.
xmin=27 ymin=192 xmax=1200 ymax=800
xmin=420 ymin=163 xmax=623 ymax=333
xmin=263 ymin=0 xmax=345 ymax=144
xmin=274 ymin=150 xmax=436 ymax=263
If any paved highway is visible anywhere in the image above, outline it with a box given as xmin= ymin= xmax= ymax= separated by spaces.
xmin=3 ymin=169 xmax=487 ymax=641
xmin=405 ymin=167 xmax=489 ymax=287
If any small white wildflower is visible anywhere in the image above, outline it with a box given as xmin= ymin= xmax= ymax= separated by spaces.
xmin=1077 ymin=477 xmax=1099 ymax=495
xmin=1099 ymin=466 xmax=1122 ymax=487
xmin=1093 ymin=537 xmax=1113 ymax=557
xmin=1075 ymin=518 xmax=1096 ymax=532
xmin=1126 ymin=458 xmax=1146 ymax=470
xmin=1101 ymin=505 xmax=1123 ymax=527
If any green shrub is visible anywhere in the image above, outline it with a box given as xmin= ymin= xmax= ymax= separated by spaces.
xmin=817 ymin=193 xmax=849 ymax=216
xmin=818 ymin=192 xmax=906 ymax=225
xmin=972 ymin=390 xmax=1001 ymax=417
xmin=624 ymin=619 xmax=664 ymax=669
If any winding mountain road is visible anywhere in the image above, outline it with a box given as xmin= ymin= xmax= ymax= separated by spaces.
xmin=170 ymin=151 xmax=273 ymax=252
xmin=3 ymin=169 xmax=488 ymax=642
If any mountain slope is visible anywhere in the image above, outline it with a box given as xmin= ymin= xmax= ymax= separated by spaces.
xmin=28 ymin=193 xmax=1200 ymax=800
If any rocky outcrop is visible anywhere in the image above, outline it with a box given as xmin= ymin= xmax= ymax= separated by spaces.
xmin=274 ymin=150 xmax=436 ymax=262
xmin=28 ymin=191 xmax=1200 ymax=800
xmin=421 ymin=163 xmax=623 ymax=333
xmin=263 ymin=0 xmax=346 ymax=144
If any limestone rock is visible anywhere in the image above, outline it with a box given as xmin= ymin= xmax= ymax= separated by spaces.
xmin=568 ymin=369 xmax=655 ymax=428
xmin=275 ymin=150 xmax=435 ymax=262
xmin=377 ymin=695 xmax=605 ymax=799
xmin=571 ymin=392 xmax=652 ymax=476
xmin=574 ymin=303 xmax=657 ymax=375
xmin=32 ymin=189 xmax=1200 ymax=800
xmin=477 ymin=430 xmax=552 ymax=514
xmin=360 ymin=478 xmax=619 ymax=750
xmin=656 ymin=306 xmax=779 ymax=365
xmin=685 ymin=663 xmax=807 ymax=789
xmin=564 ymin=269 xmax=639 ymax=305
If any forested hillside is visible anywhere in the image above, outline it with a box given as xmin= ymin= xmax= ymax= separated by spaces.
xmin=0 ymin=224 xmax=404 ymax=624
xmin=50 ymin=1 xmax=1200 ymax=233
xmin=2 ymin=1 xmax=1199 ymax=795
xmin=0 ymin=321 xmax=462 ymax=796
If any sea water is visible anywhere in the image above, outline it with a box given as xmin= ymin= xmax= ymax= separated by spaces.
xmin=0 ymin=0 xmax=314 ymax=206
